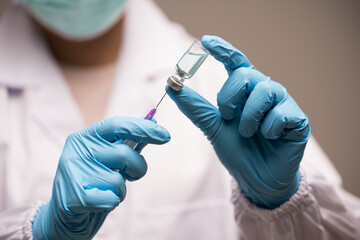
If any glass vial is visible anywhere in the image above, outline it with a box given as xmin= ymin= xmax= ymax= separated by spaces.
xmin=167 ymin=41 xmax=209 ymax=91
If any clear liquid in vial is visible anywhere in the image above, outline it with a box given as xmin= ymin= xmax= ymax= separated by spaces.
xmin=176 ymin=52 xmax=208 ymax=79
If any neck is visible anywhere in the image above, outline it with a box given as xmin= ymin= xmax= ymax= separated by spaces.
xmin=35 ymin=17 xmax=125 ymax=67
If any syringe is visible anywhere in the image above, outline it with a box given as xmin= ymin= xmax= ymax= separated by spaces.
xmin=123 ymin=88 xmax=169 ymax=149
xmin=123 ymin=40 xmax=209 ymax=149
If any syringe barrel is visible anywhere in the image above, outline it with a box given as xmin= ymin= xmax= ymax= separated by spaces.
xmin=123 ymin=139 xmax=138 ymax=149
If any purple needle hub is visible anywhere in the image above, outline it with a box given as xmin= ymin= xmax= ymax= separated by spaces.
xmin=145 ymin=108 xmax=157 ymax=120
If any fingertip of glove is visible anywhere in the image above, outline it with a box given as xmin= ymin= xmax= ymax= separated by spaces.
xmin=165 ymin=84 xmax=176 ymax=96
xmin=217 ymin=94 xmax=237 ymax=121
xmin=201 ymin=35 xmax=212 ymax=48
xmin=166 ymin=85 xmax=191 ymax=102
xmin=155 ymin=125 xmax=171 ymax=143
xmin=238 ymin=122 xmax=255 ymax=138
xmin=217 ymin=106 xmax=235 ymax=121
xmin=162 ymin=132 xmax=171 ymax=143
xmin=201 ymin=35 xmax=224 ymax=50
xmin=123 ymin=164 xmax=148 ymax=182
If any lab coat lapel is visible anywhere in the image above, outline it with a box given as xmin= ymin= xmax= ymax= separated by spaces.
xmin=0 ymin=5 xmax=83 ymax=146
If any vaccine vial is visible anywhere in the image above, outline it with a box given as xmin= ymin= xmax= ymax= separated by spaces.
xmin=167 ymin=41 xmax=209 ymax=91
xmin=124 ymin=41 xmax=208 ymax=149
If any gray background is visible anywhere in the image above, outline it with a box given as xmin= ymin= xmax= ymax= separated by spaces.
xmin=153 ymin=0 xmax=360 ymax=197
xmin=1 ymin=0 xmax=359 ymax=197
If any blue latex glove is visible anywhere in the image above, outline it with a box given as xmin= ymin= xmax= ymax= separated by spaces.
xmin=32 ymin=116 xmax=170 ymax=239
xmin=167 ymin=35 xmax=311 ymax=209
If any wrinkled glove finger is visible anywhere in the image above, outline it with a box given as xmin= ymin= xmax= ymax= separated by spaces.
xmin=217 ymin=68 xmax=268 ymax=120
xmin=81 ymin=168 xmax=127 ymax=202
xmin=132 ymin=118 xmax=158 ymax=152
xmin=239 ymin=80 xmax=287 ymax=137
xmin=92 ymin=143 xmax=148 ymax=181
xmin=201 ymin=35 xmax=253 ymax=74
xmin=261 ymin=95 xmax=311 ymax=142
xmin=81 ymin=188 xmax=122 ymax=212
xmin=167 ymin=85 xmax=222 ymax=141
xmin=89 ymin=116 xmax=171 ymax=144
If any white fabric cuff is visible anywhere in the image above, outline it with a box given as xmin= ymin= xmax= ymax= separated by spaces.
xmin=231 ymin=171 xmax=316 ymax=222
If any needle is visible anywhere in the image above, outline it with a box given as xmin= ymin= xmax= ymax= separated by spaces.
xmin=144 ymin=88 xmax=170 ymax=121
xmin=155 ymin=87 xmax=170 ymax=109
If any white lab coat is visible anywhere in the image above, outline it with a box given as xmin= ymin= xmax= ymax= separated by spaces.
xmin=0 ymin=0 xmax=359 ymax=239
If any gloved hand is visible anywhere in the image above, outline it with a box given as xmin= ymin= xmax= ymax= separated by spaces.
xmin=168 ymin=35 xmax=311 ymax=209
xmin=32 ymin=116 xmax=170 ymax=239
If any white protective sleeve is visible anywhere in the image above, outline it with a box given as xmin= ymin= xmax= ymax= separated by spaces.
xmin=0 ymin=203 xmax=42 ymax=240
xmin=232 ymin=143 xmax=360 ymax=240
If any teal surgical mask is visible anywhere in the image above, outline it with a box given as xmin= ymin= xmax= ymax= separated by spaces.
xmin=17 ymin=0 xmax=128 ymax=40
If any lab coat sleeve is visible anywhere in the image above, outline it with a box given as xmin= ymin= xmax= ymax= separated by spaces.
xmin=231 ymin=171 xmax=360 ymax=239
xmin=0 ymin=202 xmax=42 ymax=240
